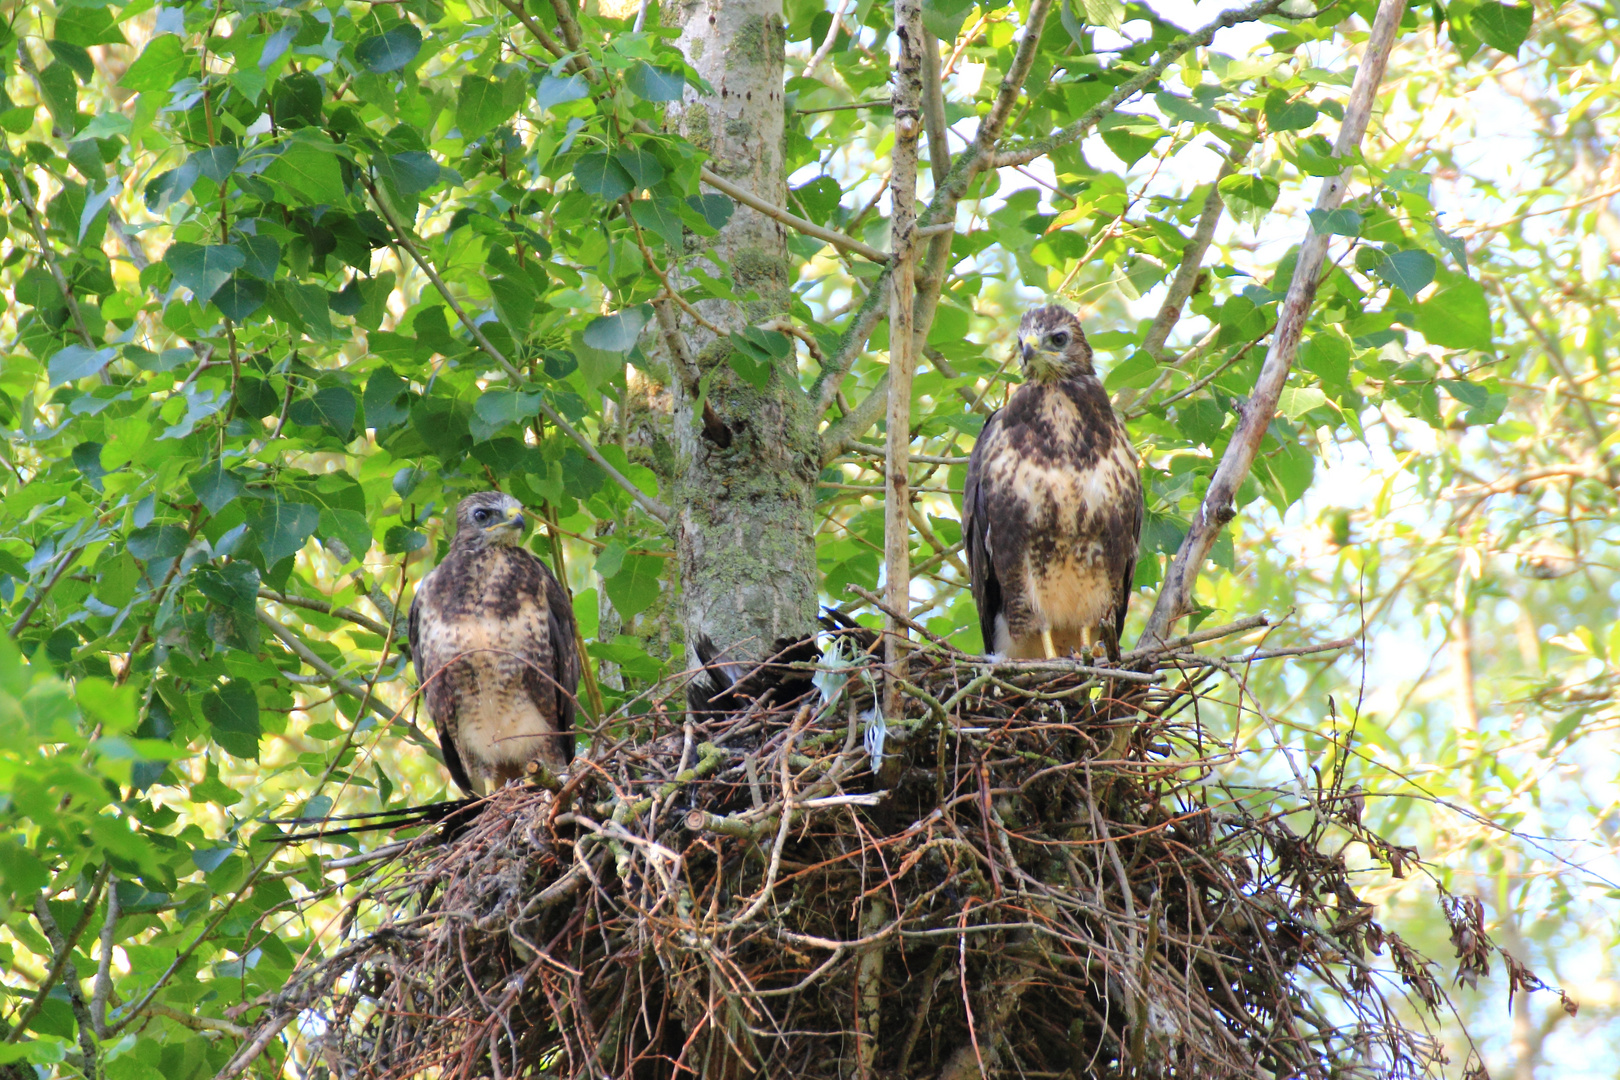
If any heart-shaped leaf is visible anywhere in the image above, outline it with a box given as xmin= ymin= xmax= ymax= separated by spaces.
xmin=165 ymin=242 xmax=245 ymax=301
xmin=355 ymin=23 xmax=422 ymax=73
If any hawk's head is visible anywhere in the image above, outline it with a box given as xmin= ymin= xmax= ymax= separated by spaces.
xmin=1016 ymin=305 xmax=1093 ymax=382
xmin=452 ymin=491 xmax=527 ymax=550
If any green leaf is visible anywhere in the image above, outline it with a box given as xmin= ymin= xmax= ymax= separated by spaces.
xmin=48 ymin=344 xmax=116 ymax=386
xmin=211 ymin=276 xmax=268 ymax=321
xmin=375 ymin=151 xmax=439 ymax=197
xmin=355 ymin=23 xmax=422 ymax=73
xmin=189 ymin=461 xmax=245 ymax=514
xmin=728 ymin=351 xmax=772 ymax=388
xmin=1470 ymin=2 xmax=1533 ymax=54
xmin=1217 ymin=173 xmax=1279 ymax=214
xmin=629 ymin=195 xmax=685 ymax=248
xmin=38 ymin=63 xmax=78 ymax=130
xmin=1306 ymin=207 xmax=1362 ymax=237
xmin=1414 ymin=277 xmax=1493 ymax=351
xmin=1300 ymin=333 xmax=1351 ymax=387
xmin=193 ymin=562 xmax=259 ymax=612
xmin=624 ymin=62 xmax=684 ymax=101
xmin=1264 ymin=88 xmax=1317 ymax=131
xmin=319 ymin=508 xmax=371 ymax=562
xmin=1277 ymin=386 xmax=1328 ymax=421
xmin=615 ymin=146 xmax=664 ymax=190
xmin=923 ymin=0 xmax=975 ymax=40
xmin=144 ymin=161 xmax=201 ymax=213
xmin=165 ymin=242 xmax=245 ymax=301
xmin=236 ymin=234 xmax=281 ymax=279
xmin=574 ymin=152 xmax=633 ymax=201
xmin=1373 ymin=249 xmax=1436 ymax=298
xmin=535 ymin=73 xmax=588 ymax=110
xmin=1439 ymin=378 xmax=1506 ymax=425
xmin=603 ymin=553 xmax=663 ymax=618
xmin=383 ymin=525 xmax=426 ymax=554
xmin=583 ymin=306 xmax=651 ymax=352
xmin=474 ymin=388 xmax=541 ymax=430
xmin=1078 ymin=0 xmax=1124 ymax=31
xmin=686 ymin=194 xmax=734 ymax=231
xmin=127 ymin=525 xmax=189 ymax=562
xmin=457 ymin=74 xmax=517 ymax=138
xmin=202 ymin=680 xmax=261 ymax=760
xmin=190 ymin=145 xmax=239 ymax=183
xmin=266 ymin=140 xmax=347 ymax=206
xmin=288 ymin=386 xmax=357 ymax=437
xmin=54 ymin=7 xmax=127 ymax=47
xmin=120 ymin=34 xmax=188 ymax=92
xmin=246 ymin=498 xmax=320 ymax=564
xmin=365 ymin=368 xmax=411 ymax=429
xmin=281 ymin=281 xmax=335 ymax=338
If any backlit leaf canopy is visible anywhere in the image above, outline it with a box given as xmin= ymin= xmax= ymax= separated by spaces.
xmin=0 ymin=0 xmax=1615 ymax=1071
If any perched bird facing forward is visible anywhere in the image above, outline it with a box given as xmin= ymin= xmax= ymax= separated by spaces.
xmin=408 ymin=492 xmax=581 ymax=795
xmin=963 ymin=305 xmax=1144 ymax=660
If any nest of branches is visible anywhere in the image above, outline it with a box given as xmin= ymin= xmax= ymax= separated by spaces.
xmin=257 ymin=620 xmax=1480 ymax=1080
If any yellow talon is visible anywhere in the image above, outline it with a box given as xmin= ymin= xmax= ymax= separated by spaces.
xmin=1042 ymin=628 xmax=1057 ymax=659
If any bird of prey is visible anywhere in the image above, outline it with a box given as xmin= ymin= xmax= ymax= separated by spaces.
xmin=963 ymin=305 xmax=1144 ymax=660
xmin=408 ymin=491 xmax=581 ymax=795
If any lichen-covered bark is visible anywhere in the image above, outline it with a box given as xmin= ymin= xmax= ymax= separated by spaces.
xmin=658 ymin=0 xmax=819 ymax=666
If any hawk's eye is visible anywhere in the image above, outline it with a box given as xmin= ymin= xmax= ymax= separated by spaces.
xmin=472 ymin=508 xmax=491 ymax=524
xmin=1049 ymin=331 xmax=1070 ymax=348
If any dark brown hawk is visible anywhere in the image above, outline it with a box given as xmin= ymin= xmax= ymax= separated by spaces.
xmin=408 ymin=492 xmax=581 ymax=795
xmin=963 ymin=305 xmax=1144 ymax=660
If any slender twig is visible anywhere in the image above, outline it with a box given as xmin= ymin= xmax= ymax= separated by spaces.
xmin=1140 ymin=139 xmax=1253 ymax=362
xmin=92 ymin=875 xmax=119 ymax=1037
xmin=1140 ymin=0 xmax=1409 ymax=648
xmin=698 ymin=167 xmax=888 ymax=263
xmin=258 ymin=589 xmax=395 ymax=639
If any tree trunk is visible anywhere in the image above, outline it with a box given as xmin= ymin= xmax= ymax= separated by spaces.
xmin=660 ymin=0 xmax=820 ymax=667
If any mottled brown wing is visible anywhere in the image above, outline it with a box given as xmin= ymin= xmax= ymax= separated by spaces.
xmin=543 ymin=562 xmax=581 ymax=761
xmin=964 ymin=407 xmax=1005 ymax=656
xmin=1116 ymin=460 xmax=1144 ymax=647
xmin=408 ymin=568 xmax=476 ymax=795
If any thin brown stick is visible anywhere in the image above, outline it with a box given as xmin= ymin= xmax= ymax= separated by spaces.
xmin=698 ymin=167 xmax=888 ymax=264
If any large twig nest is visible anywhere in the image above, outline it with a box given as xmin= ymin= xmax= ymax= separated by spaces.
xmin=256 ymin=630 xmax=1475 ymax=1080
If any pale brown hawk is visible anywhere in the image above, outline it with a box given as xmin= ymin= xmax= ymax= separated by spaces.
xmin=408 ymin=492 xmax=581 ymax=794
xmin=963 ymin=305 xmax=1144 ymax=660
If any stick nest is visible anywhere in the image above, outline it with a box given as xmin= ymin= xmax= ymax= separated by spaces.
xmin=268 ymin=629 xmax=1483 ymax=1079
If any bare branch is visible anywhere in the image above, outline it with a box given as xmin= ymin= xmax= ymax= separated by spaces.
xmin=257 ymin=588 xmax=396 ymax=639
xmin=699 ymin=167 xmax=889 ymax=264
xmin=813 ymin=273 xmax=891 ymax=418
xmin=1139 ymin=0 xmax=1409 ymax=649
xmin=92 ymin=875 xmax=119 ymax=1038
xmin=1141 ymin=140 xmax=1252 ymax=361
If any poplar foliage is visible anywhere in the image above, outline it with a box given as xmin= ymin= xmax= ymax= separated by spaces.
xmin=0 ymin=0 xmax=1612 ymax=1073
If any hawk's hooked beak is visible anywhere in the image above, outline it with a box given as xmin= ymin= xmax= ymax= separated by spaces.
xmin=1019 ymin=335 xmax=1036 ymax=363
xmin=499 ymin=505 xmax=527 ymax=532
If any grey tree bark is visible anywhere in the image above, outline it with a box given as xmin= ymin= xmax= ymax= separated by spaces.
xmin=659 ymin=0 xmax=820 ymax=668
